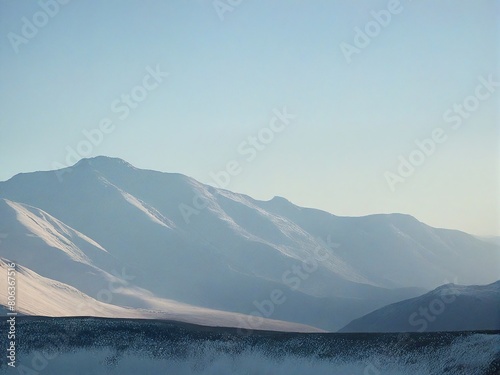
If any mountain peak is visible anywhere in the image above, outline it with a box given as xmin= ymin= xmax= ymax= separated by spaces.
xmin=74 ymin=156 xmax=134 ymax=169
xmin=270 ymin=195 xmax=290 ymax=203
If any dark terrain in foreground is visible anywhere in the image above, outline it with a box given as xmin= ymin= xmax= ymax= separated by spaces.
xmin=0 ymin=317 xmax=499 ymax=374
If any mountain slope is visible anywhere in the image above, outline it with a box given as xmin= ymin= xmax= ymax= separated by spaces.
xmin=0 ymin=198 xmax=158 ymax=310
xmin=0 ymin=196 xmax=403 ymax=331
xmin=257 ymin=199 xmax=500 ymax=289
xmin=0 ymin=199 xmax=322 ymax=331
xmin=3 ymin=156 xmax=497 ymax=291
xmin=0 ymin=259 xmax=322 ymax=332
xmin=339 ymin=281 xmax=500 ymax=332
xmin=0 ymin=156 xmax=498 ymax=331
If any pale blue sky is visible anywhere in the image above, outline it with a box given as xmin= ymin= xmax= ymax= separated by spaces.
xmin=0 ymin=0 xmax=498 ymax=235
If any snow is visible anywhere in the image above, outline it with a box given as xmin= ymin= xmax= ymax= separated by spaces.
xmin=0 ymin=156 xmax=498 ymax=332
xmin=7 ymin=318 xmax=500 ymax=375
xmin=339 ymin=281 xmax=500 ymax=332
xmin=0 ymin=259 xmax=322 ymax=332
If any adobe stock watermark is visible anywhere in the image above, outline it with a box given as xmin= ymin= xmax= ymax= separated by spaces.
xmin=360 ymin=361 xmax=382 ymax=375
xmin=76 ymin=266 xmax=137 ymax=316
xmin=13 ymin=325 xmax=78 ymax=375
xmin=236 ymin=235 xmax=340 ymax=334
xmin=0 ymin=258 xmax=72 ymax=375
xmin=360 ymin=332 xmax=417 ymax=375
xmin=359 ymin=278 xmax=459 ymax=374
xmin=409 ymin=279 xmax=460 ymax=332
xmin=52 ymin=64 xmax=169 ymax=182
xmin=385 ymin=74 xmax=499 ymax=192
xmin=212 ymin=0 xmax=243 ymax=21
xmin=7 ymin=0 xmax=71 ymax=54
xmin=340 ymin=0 xmax=405 ymax=64
xmin=6 ymin=261 xmax=17 ymax=369
xmin=179 ymin=106 xmax=296 ymax=224
xmin=358 ymin=278 xmax=460 ymax=374
xmin=14 ymin=266 xmax=137 ymax=374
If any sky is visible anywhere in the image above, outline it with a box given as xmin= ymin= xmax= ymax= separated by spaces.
xmin=0 ymin=0 xmax=498 ymax=236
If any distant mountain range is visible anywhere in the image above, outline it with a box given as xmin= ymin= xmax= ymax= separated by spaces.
xmin=339 ymin=281 xmax=500 ymax=332
xmin=0 ymin=156 xmax=498 ymax=331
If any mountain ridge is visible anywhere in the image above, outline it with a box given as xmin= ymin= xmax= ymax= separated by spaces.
xmin=0 ymin=156 xmax=498 ymax=331
xmin=339 ymin=281 xmax=500 ymax=332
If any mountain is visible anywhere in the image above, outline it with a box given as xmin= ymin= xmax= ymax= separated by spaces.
xmin=0 ymin=156 xmax=498 ymax=331
xmin=476 ymin=235 xmax=500 ymax=246
xmin=0 ymin=259 xmax=321 ymax=332
xmin=0 ymin=197 xmax=407 ymax=332
xmin=339 ymin=281 xmax=500 ymax=332
xmin=256 ymin=201 xmax=500 ymax=290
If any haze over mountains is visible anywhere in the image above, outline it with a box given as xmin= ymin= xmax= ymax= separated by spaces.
xmin=0 ymin=156 xmax=498 ymax=331
xmin=0 ymin=259 xmax=318 ymax=332
xmin=340 ymin=281 xmax=500 ymax=332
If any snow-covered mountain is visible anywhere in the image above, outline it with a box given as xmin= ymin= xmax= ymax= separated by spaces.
xmin=339 ymin=281 xmax=500 ymax=332
xmin=0 ymin=195 xmax=412 ymax=331
xmin=0 ymin=156 xmax=498 ymax=331
xmin=0 ymin=259 xmax=320 ymax=332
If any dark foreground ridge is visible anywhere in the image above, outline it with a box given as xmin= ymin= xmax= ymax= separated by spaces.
xmin=0 ymin=317 xmax=499 ymax=374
